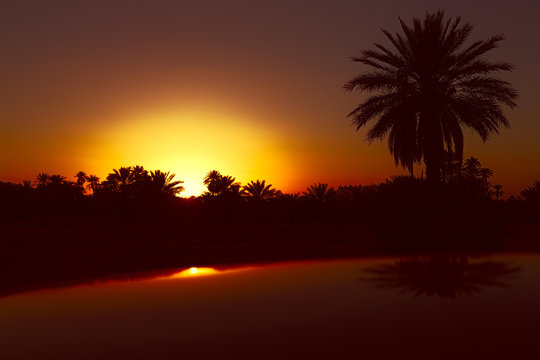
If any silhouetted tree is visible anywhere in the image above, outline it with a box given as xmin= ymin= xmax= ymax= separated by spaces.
xmin=75 ymin=171 xmax=87 ymax=187
xmin=86 ymin=175 xmax=100 ymax=195
xmin=462 ymin=157 xmax=482 ymax=178
xmin=441 ymin=151 xmax=462 ymax=184
xmin=35 ymin=173 xmax=49 ymax=188
xmin=521 ymin=181 xmax=540 ymax=201
xmin=21 ymin=180 xmax=33 ymax=190
xmin=203 ymin=170 xmax=223 ymax=196
xmin=303 ymin=183 xmax=336 ymax=202
xmin=280 ymin=192 xmax=301 ymax=201
xmin=106 ymin=167 xmax=134 ymax=193
xmin=203 ymin=170 xmax=242 ymax=198
xmin=344 ymin=10 xmax=517 ymax=182
xmin=493 ymin=184 xmax=503 ymax=200
xmin=147 ymin=170 xmax=184 ymax=196
xmin=243 ymin=180 xmax=277 ymax=201
xmin=48 ymin=174 xmax=66 ymax=185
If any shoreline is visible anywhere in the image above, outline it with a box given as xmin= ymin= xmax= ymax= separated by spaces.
xmin=2 ymin=216 xmax=539 ymax=298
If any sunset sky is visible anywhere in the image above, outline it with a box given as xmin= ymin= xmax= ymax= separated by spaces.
xmin=1 ymin=0 xmax=539 ymax=196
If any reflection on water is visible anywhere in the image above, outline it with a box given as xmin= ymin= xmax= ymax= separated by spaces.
xmin=166 ymin=267 xmax=220 ymax=278
xmin=362 ymin=255 xmax=521 ymax=298
xmin=0 ymin=254 xmax=538 ymax=359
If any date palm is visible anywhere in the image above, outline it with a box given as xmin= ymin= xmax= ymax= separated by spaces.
xmin=107 ymin=167 xmax=134 ymax=193
xmin=344 ymin=10 xmax=517 ymax=182
xmin=148 ymin=170 xmax=184 ymax=196
xmin=492 ymin=184 xmax=503 ymax=200
xmin=48 ymin=174 xmax=66 ymax=185
xmin=462 ymin=157 xmax=482 ymax=178
xmin=86 ymin=175 xmax=100 ymax=195
xmin=243 ymin=180 xmax=277 ymax=201
xmin=75 ymin=171 xmax=87 ymax=187
xmin=203 ymin=170 xmax=223 ymax=196
xmin=303 ymin=183 xmax=336 ymax=202
xmin=521 ymin=181 xmax=540 ymax=201
xmin=35 ymin=172 xmax=49 ymax=187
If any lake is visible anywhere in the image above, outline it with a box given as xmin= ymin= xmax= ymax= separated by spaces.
xmin=1 ymin=254 xmax=539 ymax=359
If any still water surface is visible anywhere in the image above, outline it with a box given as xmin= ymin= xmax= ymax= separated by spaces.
xmin=1 ymin=254 xmax=539 ymax=359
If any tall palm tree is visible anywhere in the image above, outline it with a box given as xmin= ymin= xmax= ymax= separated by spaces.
xmin=148 ymin=170 xmax=184 ymax=196
xmin=344 ymin=11 xmax=517 ymax=182
xmin=303 ymin=183 xmax=336 ymax=202
xmin=243 ymin=180 xmax=277 ymax=201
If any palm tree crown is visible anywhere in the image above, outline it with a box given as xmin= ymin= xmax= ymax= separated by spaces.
xmin=86 ymin=175 xmax=100 ymax=195
xmin=243 ymin=180 xmax=277 ymax=201
xmin=344 ymin=10 xmax=517 ymax=182
xmin=303 ymin=183 xmax=336 ymax=202
xmin=148 ymin=170 xmax=184 ymax=196
xmin=75 ymin=171 xmax=87 ymax=186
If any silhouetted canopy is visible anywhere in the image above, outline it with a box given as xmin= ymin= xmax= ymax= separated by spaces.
xmin=345 ymin=10 xmax=518 ymax=182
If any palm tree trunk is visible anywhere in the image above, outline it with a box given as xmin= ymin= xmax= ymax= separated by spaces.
xmin=425 ymin=156 xmax=441 ymax=184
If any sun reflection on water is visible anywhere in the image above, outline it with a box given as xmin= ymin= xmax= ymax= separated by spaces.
xmin=167 ymin=267 xmax=220 ymax=278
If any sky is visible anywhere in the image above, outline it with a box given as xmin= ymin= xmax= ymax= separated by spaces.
xmin=1 ymin=0 xmax=539 ymax=196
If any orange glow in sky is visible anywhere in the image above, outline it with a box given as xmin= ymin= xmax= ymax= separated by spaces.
xmin=84 ymin=108 xmax=294 ymax=197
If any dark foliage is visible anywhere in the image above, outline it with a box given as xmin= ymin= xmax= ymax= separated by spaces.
xmin=344 ymin=10 xmax=517 ymax=182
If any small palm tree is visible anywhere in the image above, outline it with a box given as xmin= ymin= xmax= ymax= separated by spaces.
xmin=131 ymin=165 xmax=149 ymax=183
xmin=148 ymin=170 xmax=184 ymax=196
xmin=48 ymin=174 xmax=66 ymax=185
xmin=243 ymin=180 xmax=277 ymax=201
xmin=479 ymin=167 xmax=494 ymax=195
xmin=203 ymin=170 xmax=241 ymax=197
xmin=493 ymin=184 xmax=504 ymax=200
xmin=86 ymin=175 xmax=101 ymax=195
xmin=75 ymin=171 xmax=87 ymax=187
xmin=107 ymin=167 xmax=134 ymax=193
xmin=219 ymin=175 xmax=242 ymax=196
xmin=203 ymin=170 xmax=223 ymax=196
xmin=462 ymin=157 xmax=482 ymax=178
xmin=21 ymin=180 xmax=34 ymax=190
xmin=35 ymin=172 xmax=49 ymax=187
xmin=303 ymin=183 xmax=336 ymax=202
xmin=521 ymin=181 xmax=540 ymax=201
xmin=344 ymin=10 xmax=517 ymax=182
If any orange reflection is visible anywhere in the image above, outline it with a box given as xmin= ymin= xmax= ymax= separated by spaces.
xmin=168 ymin=267 xmax=219 ymax=278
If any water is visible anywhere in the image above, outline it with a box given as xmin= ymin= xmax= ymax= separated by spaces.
xmin=1 ymin=254 xmax=539 ymax=359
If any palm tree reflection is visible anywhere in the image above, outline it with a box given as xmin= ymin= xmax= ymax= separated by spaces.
xmin=363 ymin=256 xmax=520 ymax=298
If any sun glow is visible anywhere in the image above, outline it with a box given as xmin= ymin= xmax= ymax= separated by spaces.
xmin=88 ymin=109 xmax=293 ymax=197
